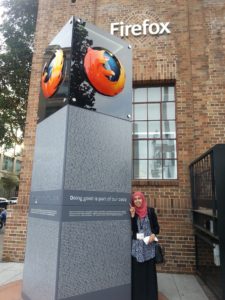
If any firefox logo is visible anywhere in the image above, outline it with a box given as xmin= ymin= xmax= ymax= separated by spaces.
xmin=41 ymin=49 xmax=64 ymax=98
xmin=84 ymin=47 xmax=125 ymax=96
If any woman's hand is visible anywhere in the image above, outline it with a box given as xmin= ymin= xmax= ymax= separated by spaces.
xmin=129 ymin=204 xmax=135 ymax=218
xmin=148 ymin=234 xmax=156 ymax=244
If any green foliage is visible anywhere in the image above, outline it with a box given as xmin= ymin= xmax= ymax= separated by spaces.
xmin=0 ymin=0 xmax=38 ymax=148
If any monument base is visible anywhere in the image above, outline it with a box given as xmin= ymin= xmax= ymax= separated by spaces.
xmin=22 ymin=105 xmax=132 ymax=300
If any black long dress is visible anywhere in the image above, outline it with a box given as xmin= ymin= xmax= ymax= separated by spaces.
xmin=131 ymin=207 xmax=159 ymax=300
xmin=132 ymin=256 xmax=158 ymax=300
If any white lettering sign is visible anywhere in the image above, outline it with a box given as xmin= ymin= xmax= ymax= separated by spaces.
xmin=110 ymin=20 xmax=171 ymax=37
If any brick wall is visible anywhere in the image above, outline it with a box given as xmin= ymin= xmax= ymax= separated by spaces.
xmin=3 ymin=0 xmax=225 ymax=274
xmin=3 ymin=205 xmax=29 ymax=262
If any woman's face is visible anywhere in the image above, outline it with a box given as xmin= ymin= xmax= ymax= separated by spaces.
xmin=133 ymin=195 xmax=142 ymax=208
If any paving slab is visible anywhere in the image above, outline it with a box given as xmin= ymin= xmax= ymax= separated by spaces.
xmin=158 ymin=273 xmax=181 ymax=300
xmin=0 ymin=263 xmax=23 ymax=286
xmin=0 ymin=262 xmax=211 ymax=300
xmin=173 ymin=274 xmax=208 ymax=300
xmin=158 ymin=273 xmax=209 ymax=300
xmin=0 ymin=280 xmax=22 ymax=300
xmin=0 ymin=280 xmax=168 ymax=300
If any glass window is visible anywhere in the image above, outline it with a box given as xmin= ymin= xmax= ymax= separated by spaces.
xmin=2 ymin=156 xmax=14 ymax=172
xmin=15 ymin=160 xmax=21 ymax=173
xmin=162 ymin=140 xmax=177 ymax=159
xmin=148 ymin=140 xmax=162 ymax=159
xmin=162 ymin=102 xmax=175 ymax=120
xmin=134 ymin=103 xmax=147 ymax=120
xmin=148 ymin=103 xmax=160 ymax=120
xmin=162 ymin=86 xmax=175 ymax=102
xmin=148 ymin=87 xmax=161 ymax=102
xmin=133 ymin=85 xmax=177 ymax=179
xmin=148 ymin=121 xmax=161 ymax=138
xmin=148 ymin=160 xmax=162 ymax=179
xmin=133 ymin=121 xmax=147 ymax=139
xmin=133 ymin=140 xmax=147 ymax=159
xmin=163 ymin=160 xmax=177 ymax=179
xmin=134 ymin=160 xmax=148 ymax=179
xmin=162 ymin=120 xmax=176 ymax=139
xmin=134 ymin=88 xmax=147 ymax=102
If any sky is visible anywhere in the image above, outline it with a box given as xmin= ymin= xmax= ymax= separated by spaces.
xmin=0 ymin=0 xmax=5 ymax=24
xmin=0 ymin=5 xmax=3 ymax=24
xmin=0 ymin=4 xmax=4 ymax=45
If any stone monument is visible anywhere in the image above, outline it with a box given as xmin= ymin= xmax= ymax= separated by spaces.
xmin=22 ymin=17 xmax=132 ymax=300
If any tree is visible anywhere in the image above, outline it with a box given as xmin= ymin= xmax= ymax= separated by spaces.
xmin=0 ymin=173 xmax=19 ymax=198
xmin=0 ymin=0 xmax=38 ymax=148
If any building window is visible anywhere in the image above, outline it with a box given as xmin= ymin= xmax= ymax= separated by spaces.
xmin=2 ymin=156 xmax=14 ymax=172
xmin=133 ymin=86 xmax=177 ymax=180
xmin=15 ymin=160 xmax=21 ymax=174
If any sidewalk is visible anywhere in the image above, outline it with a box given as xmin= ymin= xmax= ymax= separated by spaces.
xmin=0 ymin=262 xmax=213 ymax=300
xmin=0 ymin=263 xmax=23 ymax=286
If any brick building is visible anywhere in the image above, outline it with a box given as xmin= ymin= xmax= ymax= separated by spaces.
xmin=3 ymin=0 xmax=225 ymax=274
xmin=0 ymin=146 xmax=22 ymax=185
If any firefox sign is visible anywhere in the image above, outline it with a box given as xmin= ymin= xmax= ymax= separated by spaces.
xmin=84 ymin=47 xmax=125 ymax=97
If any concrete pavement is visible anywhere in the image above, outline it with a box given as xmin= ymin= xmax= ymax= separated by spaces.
xmin=0 ymin=262 xmax=23 ymax=286
xmin=0 ymin=225 xmax=216 ymax=300
xmin=0 ymin=261 xmax=214 ymax=300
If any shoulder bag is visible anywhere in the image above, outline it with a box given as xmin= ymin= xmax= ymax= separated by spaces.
xmin=155 ymin=242 xmax=165 ymax=264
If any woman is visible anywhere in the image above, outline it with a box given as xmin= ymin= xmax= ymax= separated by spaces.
xmin=130 ymin=191 xmax=159 ymax=300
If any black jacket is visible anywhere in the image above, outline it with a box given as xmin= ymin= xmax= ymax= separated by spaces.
xmin=131 ymin=207 xmax=160 ymax=240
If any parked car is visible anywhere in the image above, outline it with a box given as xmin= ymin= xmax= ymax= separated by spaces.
xmin=8 ymin=196 xmax=18 ymax=204
xmin=0 ymin=197 xmax=8 ymax=209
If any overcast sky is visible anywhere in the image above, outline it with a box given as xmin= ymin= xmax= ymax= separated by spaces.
xmin=0 ymin=4 xmax=4 ymax=45
xmin=0 ymin=5 xmax=4 ymax=24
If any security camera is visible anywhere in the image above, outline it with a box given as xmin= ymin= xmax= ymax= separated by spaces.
xmin=71 ymin=0 xmax=76 ymax=3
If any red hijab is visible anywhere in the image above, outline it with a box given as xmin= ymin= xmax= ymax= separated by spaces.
xmin=132 ymin=191 xmax=148 ymax=219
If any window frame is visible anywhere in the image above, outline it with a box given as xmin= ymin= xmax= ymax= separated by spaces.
xmin=132 ymin=84 xmax=178 ymax=182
